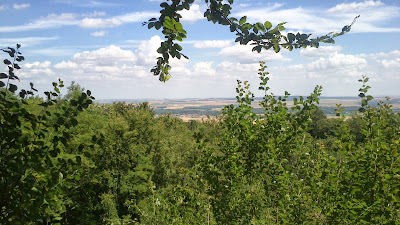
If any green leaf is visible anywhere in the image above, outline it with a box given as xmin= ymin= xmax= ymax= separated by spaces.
xmin=239 ymin=16 xmax=246 ymax=25
xmin=241 ymin=23 xmax=252 ymax=30
xmin=273 ymin=44 xmax=280 ymax=53
xmin=255 ymin=22 xmax=266 ymax=32
xmin=252 ymin=45 xmax=262 ymax=53
xmin=3 ymin=59 xmax=11 ymax=65
xmin=288 ymin=33 xmax=295 ymax=42
xmin=0 ymin=72 xmax=7 ymax=79
xmin=155 ymin=21 xmax=162 ymax=30
xmin=8 ymin=83 xmax=17 ymax=92
xmin=76 ymin=156 xmax=82 ymax=164
xmin=361 ymin=99 xmax=368 ymax=106
xmin=264 ymin=21 xmax=272 ymax=30
xmin=74 ymin=174 xmax=81 ymax=181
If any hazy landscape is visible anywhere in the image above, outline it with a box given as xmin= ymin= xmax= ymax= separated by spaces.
xmin=98 ymin=96 xmax=400 ymax=120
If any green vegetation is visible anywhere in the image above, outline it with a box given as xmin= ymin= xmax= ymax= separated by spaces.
xmin=2 ymin=1 xmax=398 ymax=223
xmin=1 ymin=45 xmax=399 ymax=223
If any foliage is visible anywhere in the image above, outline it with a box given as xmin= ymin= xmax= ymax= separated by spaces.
xmin=0 ymin=45 xmax=95 ymax=224
xmin=199 ymin=62 xmax=400 ymax=224
xmin=1 ymin=2 xmax=398 ymax=222
xmin=1 ymin=50 xmax=399 ymax=223
xmin=144 ymin=0 xmax=359 ymax=81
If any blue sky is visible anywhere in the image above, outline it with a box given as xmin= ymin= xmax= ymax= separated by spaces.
xmin=1 ymin=0 xmax=399 ymax=99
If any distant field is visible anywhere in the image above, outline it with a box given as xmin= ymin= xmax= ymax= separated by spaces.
xmin=97 ymin=96 xmax=400 ymax=120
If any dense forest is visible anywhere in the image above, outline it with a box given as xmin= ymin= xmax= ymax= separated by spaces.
xmin=1 ymin=44 xmax=399 ymax=224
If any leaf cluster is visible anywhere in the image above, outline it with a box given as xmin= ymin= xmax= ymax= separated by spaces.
xmin=145 ymin=0 xmax=359 ymax=81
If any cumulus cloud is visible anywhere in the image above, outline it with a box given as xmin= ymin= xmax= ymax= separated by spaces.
xmin=300 ymin=46 xmax=343 ymax=57
xmin=263 ymin=49 xmax=400 ymax=96
xmin=135 ymin=35 xmax=162 ymax=66
xmin=219 ymin=44 xmax=291 ymax=63
xmin=54 ymin=45 xmax=143 ymax=80
xmin=180 ymin=4 xmax=204 ymax=22
xmin=19 ymin=61 xmax=55 ymax=81
xmin=193 ymin=40 xmax=232 ymax=48
xmin=13 ymin=3 xmax=30 ymax=10
xmin=305 ymin=53 xmax=367 ymax=78
xmin=381 ymin=58 xmax=400 ymax=69
xmin=52 ymin=36 xmax=166 ymax=81
xmin=193 ymin=62 xmax=216 ymax=76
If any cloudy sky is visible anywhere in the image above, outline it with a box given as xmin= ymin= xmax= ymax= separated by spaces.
xmin=0 ymin=0 xmax=399 ymax=99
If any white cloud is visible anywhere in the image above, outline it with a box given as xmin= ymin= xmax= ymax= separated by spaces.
xmin=54 ymin=61 xmax=78 ymax=69
xmin=116 ymin=12 xmax=159 ymax=24
xmin=219 ymin=44 xmax=291 ymax=63
xmin=193 ymin=40 xmax=232 ymax=48
xmin=215 ymin=61 xmax=260 ymax=80
xmin=262 ymin=50 xmax=400 ymax=96
xmin=234 ymin=0 xmax=400 ymax=34
xmin=234 ymin=6 xmax=337 ymax=34
xmin=13 ymin=3 xmax=30 ymax=10
xmin=0 ymin=13 xmax=79 ymax=32
xmin=300 ymin=46 xmax=343 ymax=57
xmin=52 ymin=42 xmax=160 ymax=81
xmin=79 ymin=11 xmax=158 ymax=28
xmin=82 ymin=11 xmax=107 ymax=17
xmin=305 ymin=53 xmax=367 ymax=77
xmin=49 ymin=36 xmax=167 ymax=82
xmin=381 ymin=58 xmax=400 ymax=69
xmin=79 ymin=17 xmax=122 ymax=28
xmin=0 ymin=36 xmax=59 ymax=47
xmin=20 ymin=61 xmax=55 ymax=79
xmin=193 ymin=62 xmax=216 ymax=76
xmin=27 ymin=48 xmax=78 ymax=57
xmin=90 ymin=30 xmax=107 ymax=37
xmin=67 ymin=45 xmax=136 ymax=64
xmin=328 ymin=0 xmax=384 ymax=13
xmin=0 ymin=11 xmax=157 ymax=32
xmin=54 ymin=0 xmax=121 ymax=7
xmin=180 ymin=4 xmax=204 ymax=22
xmin=0 ymin=5 xmax=5 ymax=10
